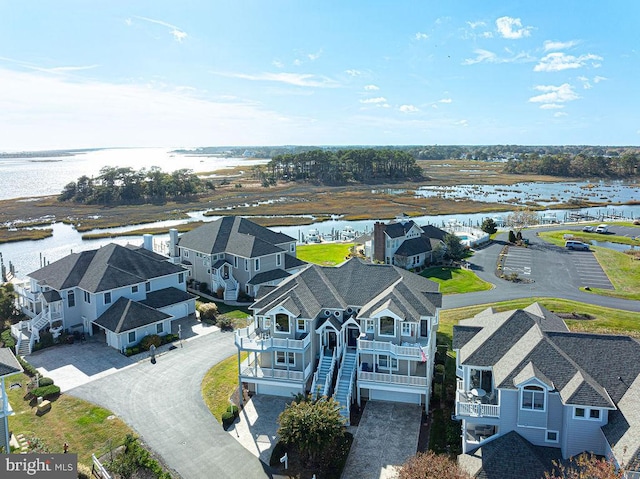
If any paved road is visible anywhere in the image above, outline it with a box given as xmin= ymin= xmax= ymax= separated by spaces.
xmin=69 ymin=331 xmax=274 ymax=479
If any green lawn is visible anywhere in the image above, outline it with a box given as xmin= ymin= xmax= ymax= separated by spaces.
xmin=7 ymin=374 xmax=133 ymax=467
xmin=201 ymin=352 xmax=248 ymax=422
xmin=439 ymin=298 xmax=640 ymax=347
xmin=297 ymin=243 xmax=355 ymax=266
xmin=420 ymin=266 xmax=492 ymax=294
xmin=537 ymin=231 xmax=640 ymax=301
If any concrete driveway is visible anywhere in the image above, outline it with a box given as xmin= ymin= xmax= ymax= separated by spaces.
xmin=68 ymin=330 xmax=273 ymax=479
xmin=341 ymin=401 xmax=422 ymax=479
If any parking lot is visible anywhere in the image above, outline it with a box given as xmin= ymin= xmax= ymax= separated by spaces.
xmin=566 ymin=249 xmax=614 ymax=290
xmin=502 ymin=246 xmax=532 ymax=278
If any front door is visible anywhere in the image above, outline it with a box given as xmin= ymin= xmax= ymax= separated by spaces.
xmin=347 ymin=327 xmax=359 ymax=347
xmin=420 ymin=319 xmax=429 ymax=337
xmin=328 ymin=331 xmax=337 ymax=350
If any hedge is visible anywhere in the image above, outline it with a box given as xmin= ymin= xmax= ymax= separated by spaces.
xmin=32 ymin=385 xmax=61 ymax=399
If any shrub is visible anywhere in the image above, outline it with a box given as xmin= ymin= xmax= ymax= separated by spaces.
xmin=77 ymin=463 xmax=92 ymax=479
xmin=139 ymin=334 xmax=162 ymax=351
xmin=161 ymin=333 xmax=179 ymax=344
xmin=198 ymin=302 xmax=218 ymax=322
xmin=124 ymin=346 xmax=140 ymax=356
xmin=221 ymin=411 xmax=235 ymax=430
xmin=217 ymin=316 xmax=234 ymax=331
xmin=237 ymin=291 xmax=253 ymax=303
xmin=38 ymin=377 xmax=54 ymax=387
xmin=18 ymin=356 xmax=39 ymax=377
xmin=1 ymin=329 xmax=16 ymax=348
xmin=508 ymin=230 xmax=517 ymax=243
xmin=216 ymin=287 xmax=225 ymax=299
xmin=33 ymin=330 xmax=54 ymax=351
xmin=400 ymin=450 xmax=471 ymax=479
xmin=32 ymin=384 xmax=60 ymax=399
xmin=198 ymin=281 xmax=210 ymax=294
xmin=227 ymin=404 xmax=239 ymax=417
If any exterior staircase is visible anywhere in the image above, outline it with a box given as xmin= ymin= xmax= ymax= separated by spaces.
xmin=223 ymin=278 xmax=239 ymax=301
xmin=311 ymin=349 xmax=336 ymax=399
xmin=333 ymin=350 xmax=358 ymax=426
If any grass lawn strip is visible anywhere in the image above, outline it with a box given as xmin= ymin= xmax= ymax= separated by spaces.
xmin=7 ymin=376 xmax=133 ymax=468
xmin=201 ymin=352 xmax=248 ymax=422
xmin=539 ymin=229 xmax=640 ymax=246
xmin=420 ymin=266 xmax=492 ymax=294
xmin=297 ymin=243 xmax=354 ymax=266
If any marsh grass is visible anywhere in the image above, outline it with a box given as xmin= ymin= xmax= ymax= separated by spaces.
xmin=0 ymin=228 xmax=53 ymax=243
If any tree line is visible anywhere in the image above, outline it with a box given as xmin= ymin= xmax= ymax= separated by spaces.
xmin=58 ymin=166 xmax=213 ymax=205
xmin=265 ymin=148 xmax=423 ymax=184
xmin=503 ymin=152 xmax=639 ymax=178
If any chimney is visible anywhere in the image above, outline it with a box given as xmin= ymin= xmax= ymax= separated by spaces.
xmin=373 ymin=222 xmax=386 ymax=263
xmin=169 ymin=228 xmax=179 ymax=258
xmin=143 ymin=234 xmax=153 ymax=252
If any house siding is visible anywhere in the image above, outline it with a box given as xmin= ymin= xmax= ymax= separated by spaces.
xmin=563 ymin=406 xmax=608 ymax=458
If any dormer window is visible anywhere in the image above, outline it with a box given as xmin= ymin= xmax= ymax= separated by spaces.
xmin=379 ymin=316 xmax=395 ymax=336
xmin=521 ymin=385 xmax=545 ymax=411
xmin=275 ymin=313 xmax=290 ymax=333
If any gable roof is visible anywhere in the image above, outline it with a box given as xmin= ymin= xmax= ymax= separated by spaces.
xmin=251 ymin=258 xmax=441 ymax=321
xmin=139 ymin=287 xmax=196 ymax=309
xmin=93 ymin=297 xmax=171 ymax=333
xmin=384 ymin=220 xmax=418 ymax=239
xmin=0 ymin=348 xmax=23 ymax=378
xmin=420 ymin=224 xmax=448 ymax=241
xmin=247 ymin=269 xmax=291 ymax=285
xmin=394 ymin=236 xmax=433 ymax=257
xmin=29 ymin=243 xmax=186 ymax=293
xmin=176 ymin=216 xmax=295 ymax=257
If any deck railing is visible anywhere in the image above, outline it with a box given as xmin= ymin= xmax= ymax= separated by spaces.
xmin=455 ymin=390 xmax=500 ymax=418
xmin=240 ymin=361 xmax=312 ymax=382
xmin=357 ymin=338 xmax=428 ymax=360
xmin=358 ymin=370 xmax=428 ymax=387
xmin=235 ymin=324 xmax=311 ymax=351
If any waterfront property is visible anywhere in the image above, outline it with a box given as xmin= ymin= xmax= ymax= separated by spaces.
xmin=235 ymin=258 xmax=442 ymax=424
xmin=369 ymin=215 xmax=448 ymax=269
xmin=169 ymin=216 xmax=307 ymax=301
xmin=0 ymin=348 xmax=22 ymax=453
xmin=13 ymin=243 xmax=196 ymax=355
xmin=453 ymin=303 xmax=640 ymax=477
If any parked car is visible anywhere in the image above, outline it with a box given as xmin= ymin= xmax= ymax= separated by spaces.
xmin=595 ymin=224 xmax=609 ymax=234
xmin=565 ymin=240 xmax=590 ymax=251
xmin=582 ymin=225 xmax=595 ymax=232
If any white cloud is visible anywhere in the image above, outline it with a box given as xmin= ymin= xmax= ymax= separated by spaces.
xmin=364 ymin=84 xmax=379 ymax=91
xmin=543 ymin=40 xmax=579 ymax=51
xmin=540 ymin=103 xmax=564 ymax=109
xmin=593 ymin=75 xmax=607 ymax=83
xmin=439 ymin=98 xmax=452 ymax=103
xmin=399 ymin=104 xmax=419 ymax=113
xmin=534 ymin=52 xmax=603 ymax=72
xmin=463 ymin=48 xmax=533 ymax=65
xmin=554 ymin=111 xmax=568 ymax=117
xmin=215 ymin=71 xmax=340 ymax=88
xmin=529 ymin=83 xmax=580 ymax=106
xmin=124 ymin=18 xmax=132 ymax=27
xmin=345 ymin=69 xmax=361 ymax=77
xmin=307 ymin=49 xmax=323 ymax=61
xmin=0 ymin=56 xmax=99 ymax=75
xmin=495 ymin=16 xmax=532 ymax=39
xmin=360 ymin=97 xmax=387 ymax=104
xmin=578 ymin=76 xmax=592 ymax=89
xmin=467 ymin=21 xmax=486 ymax=29
xmin=293 ymin=59 xmax=302 ymax=66
xmin=414 ymin=32 xmax=428 ymax=40
xmin=455 ymin=119 xmax=469 ymax=127
xmin=481 ymin=31 xmax=494 ymax=38
xmin=134 ymin=16 xmax=188 ymax=42
xmin=272 ymin=60 xmax=284 ymax=68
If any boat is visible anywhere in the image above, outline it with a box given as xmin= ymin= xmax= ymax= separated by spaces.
xmin=340 ymin=226 xmax=356 ymax=242
xmin=306 ymin=229 xmax=321 ymax=243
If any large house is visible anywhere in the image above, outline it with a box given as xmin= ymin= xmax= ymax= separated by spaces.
xmin=453 ymin=303 xmax=640 ymax=478
xmin=234 ymin=258 xmax=442 ymax=424
xmin=370 ymin=217 xmax=447 ymax=269
xmin=13 ymin=243 xmax=196 ymax=355
xmin=170 ymin=217 xmax=306 ymax=301
xmin=0 ymin=348 xmax=22 ymax=453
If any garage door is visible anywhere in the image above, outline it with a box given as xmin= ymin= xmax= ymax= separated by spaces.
xmin=370 ymin=389 xmax=421 ymax=405
xmin=257 ymin=383 xmax=301 ymax=397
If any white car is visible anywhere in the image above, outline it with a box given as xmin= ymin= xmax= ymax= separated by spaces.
xmin=595 ymin=224 xmax=609 ymax=234
xmin=582 ymin=225 xmax=594 ymax=232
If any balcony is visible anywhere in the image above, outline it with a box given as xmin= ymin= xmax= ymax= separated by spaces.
xmin=357 ymin=338 xmax=428 ymax=361
xmin=358 ymin=370 xmax=428 ymax=388
xmin=455 ymin=389 xmax=500 ymax=418
xmin=235 ymin=324 xmax=311 ymax=351
xmin=240 ymin=361 xmax=312 ymax=383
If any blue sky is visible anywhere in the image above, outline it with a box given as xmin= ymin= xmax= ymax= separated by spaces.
xmin=1 ymin=1 xmax=639 ymax=149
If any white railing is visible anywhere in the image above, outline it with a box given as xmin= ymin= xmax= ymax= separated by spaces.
xmin=358 ymin=370 xmax=428 ymax=387
xmin=311 ymin=348 xmax=326 ymax=396
xmin=323 ymin=350 xmax=338 ymax=396
xmin=358 ymin=338 xmax=428 ymax=360
xmin=235 ymin=325 xmax=312 ymax=351
xmin=241 ymin=360 xmax=312 ymax=383
xmin=92 ymin=454 xmax=112 ymax=479
xmin=455 ymin=390 xmax=500 ymax=418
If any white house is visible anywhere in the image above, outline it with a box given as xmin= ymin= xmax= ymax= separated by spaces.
xmin=170 ymin=216 xmax=306 ymax=301
xmin=453 ymin=303 xmax=640 ymax=478
xmin=0 ymin=348 xmax=22 ymax=453
xmin=235 ymin=258 xmax=442 ymax=424
xmin=13 ymin=243 xmax=196 ymax=354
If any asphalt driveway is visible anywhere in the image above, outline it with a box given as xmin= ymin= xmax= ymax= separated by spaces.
xmin=68 ymin=331 xmax=273 ymax=479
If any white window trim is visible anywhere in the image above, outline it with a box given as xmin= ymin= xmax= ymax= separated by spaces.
xmin=244 ymin=259 xmax=249 ymax=271
xmin=364 ymin=319 xmax=374 ymax=333
xmin=263 ymin=317 xmax=272 ymax=329
xmin=128 ymin=331 xmax=136 ymax=343
xmin=84 ymin=291 xmax=91 ymax=303
xmin=520 ymin=385 xmax=546 ymax=412
xmin=378 ymin=316 xmax=396 ymax=337
xmin=132 ymin=285 xmax=138 ymax=294
xmin=156 ymin=323 xmax=164 ymax=334
xmin=276 ymin=351 xmax=295 ymax=366
xmin=255 ymin=258 xmax=260 ymax=271
xmin=276 ymin=254 xmax=282 ymax=266
xmin=378 ymin=355 xmax=398 ymax=371
xmin=234 ymin=256 xmax=238 ymax=268
xmin=297 ymin=319 xmax=306 ymax=332
xmin=104 ymin=292 xmax=112 ymax=305
xmin=545 ymin=430 xmax=559 ymax=443
xmin=275 ymin=315 xmax=291 ymax=334
xmin=573 ymin=407 xmax=601 ymax=420
xmin=401 ymin=322 xmax=413 ymax=336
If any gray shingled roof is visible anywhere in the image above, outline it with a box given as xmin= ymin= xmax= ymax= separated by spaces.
xmin=176 ymin=217 xmax=295 ymax=257
xmin=139 ymin=287 xmax=196 ymax=309
xmin=0 ymin=348 xmax=23 ymax=378
xmin=42 ymin=290 xmax=62 ymax=303
xmin=29 ymin=244 xmax=186 ymax=293
xmin=93 ymin=297 xmax=171 ymax=333
xmin=247 ymin=269 xmax=291 ymax=285
xmin=252 ymin=258 xmax=441 ymax=322
xmin=420 ymin=224 xmax=448 ymax=241
xmin=284 ymin=253 xmax=307 ymax=270
xmin=384 ymin=220 xmax=417 ymax=238
xmin=394 ymin=236 xmax=433 ymax=257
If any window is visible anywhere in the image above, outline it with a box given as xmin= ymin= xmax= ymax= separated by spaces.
xmin=378 ymin=355 xmax=398 ymax=370
xmin=157 ymin=323 xmax=164 ymax=334
xmin=546 ymin=431 xmax=559 ymax=443
xmin=145 ymin=281 xmax=151 ymax=292
xmin=263 ymin=317 xmax=272 ymax=329
xmin=84 ymin=291 xmax=91 ymax=303
xmin=178 ymin=273 xmax=184 ymax=283
xmin=276 ymin=254 xmax=282 ymax=266
xmin=255 ymin=258 xmax=260 ymax=271
xmin=521 ymin=385 xmax=545 ymax=411
xmin=276 ymin=351 xmax=295 ymax=366
xmin=234 ymin=256 xmax=238 ymax=268
xmin=575 ymin=407 xmax=585 ymax=418
xmin=401 ymin=322 xmax=413 ymax=336
xmin=132 ymin=285 xmax=138 ymax=294
xmin=128 ymin=331 xmax=136 ymax=343
xmin=275 ymin=314 xmax=290 ymax=333
xmin=67 ymin=291 xmax=75 ymax=308
xmin=290 ymin=244 xmax=294 ymax=253
xmin=104 ymin=292 xmax=112 ymax=304
xmin=379 ymin=316 xmax=395 ymax=336
xmin=184 ymin=250 xmax=189 ymax=258
xmin=364 ymin=319 xmax=374 ymax=333
xmin=244 ymin=259 xmax=248 ymax=271
xmin=590 ymin=409 xmax=600 ymax=419
xmin=297 ymin=319 xmax=305 ymax=332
